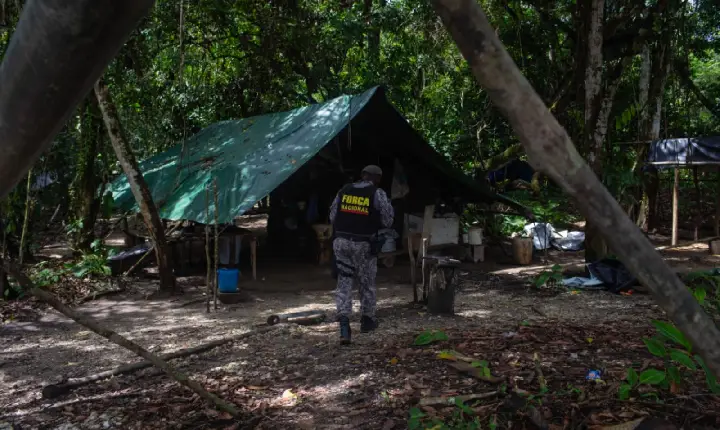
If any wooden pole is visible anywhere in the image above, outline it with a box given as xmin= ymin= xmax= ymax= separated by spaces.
xmin=408 ymin=234 xmax=417 ymax=302
xmin=4 ymin=262 xmax=241 ymax=417
xmin=693 ymin=167 xmax=701 ymax=241
xmin=213 ymin=178 xmax=219 ymax=310
xmin=672 ymin=168 xmax=679 ymax=246
xmin=715 ymin=166 xmax=720 ymax=237
xmin=205 ymin=185 xmax=211 ymax=313
xmin=250 ymin=237 xmax=257 ymax=281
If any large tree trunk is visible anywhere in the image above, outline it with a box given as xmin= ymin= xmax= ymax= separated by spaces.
xmin=0 ymin=0 xmax=156 ymax=200
xmin=94 ymin=79 xmax=176 ymax=293
xmin=583 ymin=0 xmax=608 ymax=263
xmin=4 ymin=262 xmax=240 ymax=416
xmin=431 ymin=0 xmax=720 ymax=381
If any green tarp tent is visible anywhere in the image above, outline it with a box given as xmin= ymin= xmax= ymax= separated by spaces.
xmin=109 ymin=87 xmax=524 ymax=224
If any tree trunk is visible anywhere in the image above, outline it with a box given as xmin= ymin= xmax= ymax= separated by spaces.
xmin=94 ymin=78 xmax=176 ymax=293
xmin=0 ymin=0 xmax=156 ymax=201
xmin=18 ymin=168 xmax=32 ymax=264
xmin=72 ymin=98 xmax=104 ymax=252
xmin=637 ymin=37 xmax=672 ymax=231
xmin=583 ymin=0 xmax=607 ymax=263
xmin=4 ymin=262 xmax=240 ymax=416
xmin=431 ymin=0 xmax=720 ymax=382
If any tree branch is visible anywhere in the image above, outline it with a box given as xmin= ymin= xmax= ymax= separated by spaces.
xmin=675 ymin=60 xmax=720 ymax=121
xmin=431 ymin=0 xmax=720 ymax=381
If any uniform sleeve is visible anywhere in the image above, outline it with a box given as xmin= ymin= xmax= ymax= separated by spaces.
xmin=329 ymin=192 xmax=340 ymax=224
xmin=374 ymin=188 xmax=394 ymax=229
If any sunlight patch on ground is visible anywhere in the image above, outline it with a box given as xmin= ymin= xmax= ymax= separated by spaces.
xmin=456 ymin=309 xmax=492 ymax=319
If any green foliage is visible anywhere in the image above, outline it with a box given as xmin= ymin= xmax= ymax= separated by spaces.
xmin=414 ymin=330 xmax=449 ymax=346
xmin=470 ymin=360 xmax=492 ymax=378
xmin=408 ymin=401 xmax=487 ymax=430
xmin=534 ymin=264 xmax=563 ymax=288
xmin=621 ymin=312 xmax=719 ymax=399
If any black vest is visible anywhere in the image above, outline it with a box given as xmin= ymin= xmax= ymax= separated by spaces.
xmin=333 ymin=183 xmax=380 ymax=239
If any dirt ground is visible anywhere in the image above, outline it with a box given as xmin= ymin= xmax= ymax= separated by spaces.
xmin=2 ymin=242 xmax=720 ymax=429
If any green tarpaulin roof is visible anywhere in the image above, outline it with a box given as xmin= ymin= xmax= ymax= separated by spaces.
xmin=110 ymin=87 xmax=525 ymax=224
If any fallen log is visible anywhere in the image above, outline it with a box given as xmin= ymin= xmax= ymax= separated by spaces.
xmin=4 ymin=262 xmax=242 ymax=417
xmin=42 ymin=324 xmax=278 ymax=399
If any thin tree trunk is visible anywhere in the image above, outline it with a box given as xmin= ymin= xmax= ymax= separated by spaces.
xmin=4 ymin=262 xmax=240 ymax=416
xmin=18 ymin=168 xmax=32 ymax=264
xmin=638 ymin=41 xmax=672 ymax=231
xmin=94 ymin=78 xmax=176 ymax=293
xmin=72 ymin=98 xmax=104 ymax=252
xmin=431 ymin=0 xmax=720 ymax=381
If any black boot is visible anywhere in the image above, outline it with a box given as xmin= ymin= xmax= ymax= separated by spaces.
xmin=360 ymin=315 xmax=377 ymax=333
xmin=339 ymin=316 xmax=351 ymax=344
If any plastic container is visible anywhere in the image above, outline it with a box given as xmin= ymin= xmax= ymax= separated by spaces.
xmin=217 ymin=268 xmax=240 ymax=293
xmin=468 ymin=227 xmax=483 ymax=245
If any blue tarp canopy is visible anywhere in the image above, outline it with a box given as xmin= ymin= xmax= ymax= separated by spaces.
xmin=647 ymin=136 xmax=720 ymax=167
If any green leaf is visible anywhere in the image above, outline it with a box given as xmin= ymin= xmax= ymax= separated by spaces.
xmin=693 ymin=287 xmax=707 ymax=304
xmin=626 ymin=368 xmax=639 ymax=386
xmin=535 ymin=272 xmax=551 ymax=287
xmin=414 ymin=330 xmax=448 ymax=346
xmin=618 ymin=384 xmax=631 ymax=400
xmin=652 ymin=320 xmax=691 ymax=351
xmin=432 ymin=331 xmax=449 ymax=342
xmin=639 ymin=369 xmax=666 ymax=385
xmin=643 ymin=337 xmax=667 ymax=357
xmin=694 ymin=355 xmax=720 ymax=393
xmin=483 ymin=367 xmax=491 ymax=378
xmin=670 ymin=349 xmax=697 ymax=370
xmin=409 ymin=407 xmax=425 ymax=419
xmin=413 ymin=331 xmax=433 ymax=346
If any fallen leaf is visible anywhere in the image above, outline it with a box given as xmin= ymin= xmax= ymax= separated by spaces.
xmin=436 ymin=351 xmax=456 ymax=360
xmin=282 ymin=389 xmax=298 ymax=402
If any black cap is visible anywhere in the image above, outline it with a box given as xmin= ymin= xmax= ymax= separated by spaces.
xmin=362 ymin=165 xmax=382 ymax=176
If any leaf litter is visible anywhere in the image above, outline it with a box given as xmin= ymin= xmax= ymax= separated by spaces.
xmin=1 ymin=273 xmax=720 ymax=429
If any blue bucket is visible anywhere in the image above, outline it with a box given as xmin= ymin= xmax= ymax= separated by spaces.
xmin=217 ymin=268 xmax=240 ymax=293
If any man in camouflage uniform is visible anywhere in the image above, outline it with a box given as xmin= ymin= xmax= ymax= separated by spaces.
xmin=329 ymin=165 xmax=394 ymax=344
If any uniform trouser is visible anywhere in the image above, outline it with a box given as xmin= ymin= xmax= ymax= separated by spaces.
xmin=333 ymin=237 xmax=377 ymax=320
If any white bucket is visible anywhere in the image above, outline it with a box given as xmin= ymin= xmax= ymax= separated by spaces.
xmin=468 ymin=227 xmax=483 ymax=245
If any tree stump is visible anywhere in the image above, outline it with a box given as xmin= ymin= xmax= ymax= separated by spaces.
xmin=424 ymin=256 xmax=461 ymax=315
xmin=512 ymin=237 xmax=533 ymax=265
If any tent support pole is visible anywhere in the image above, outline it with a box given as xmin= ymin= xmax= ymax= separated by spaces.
xmin=672 ymin=168 xmax=679 ymax=246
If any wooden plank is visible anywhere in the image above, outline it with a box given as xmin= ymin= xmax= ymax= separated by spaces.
xmin=672 ymin=168 xmax=679 ymax=246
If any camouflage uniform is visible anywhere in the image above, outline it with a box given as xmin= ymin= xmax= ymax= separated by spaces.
xmin=329 ymin=180 xmax=394 ymax=321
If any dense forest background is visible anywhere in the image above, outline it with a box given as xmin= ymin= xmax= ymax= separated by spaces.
xmin=0 ymin=0 xmax=718 ymax=260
